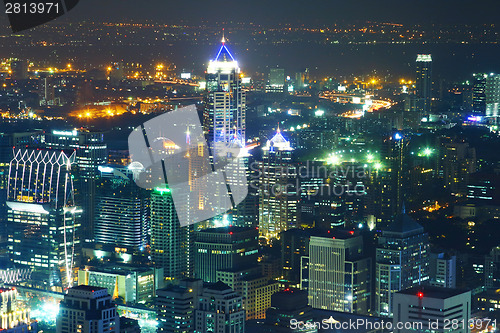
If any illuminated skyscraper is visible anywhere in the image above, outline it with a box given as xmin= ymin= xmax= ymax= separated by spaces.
xmin=306 ymin=231 xmax=371 ymax=314
xmin=375 ymin=213 xmax=429 ymax=317
xmin=7 ymin=149 xmax=81 ymax=290
xmin=486 ymin=73 xmax=500 ymax=119
xmin=94 ymin=164 xmax=150 ymax=252
xmin=258 ymin=129 xmax=299 ymax=240
xmin=44 ymin=129 xmax=108 ymax=241
xmin=150 ymin=186 xmax=193 ymax=279
xmin=194 ymin=226 xmax=258 ymax=283
xmin=375 ymin=132 xmax=409 ymax=226
xmin=415 ymin=54 xmax=432 ymax=114
xmin=204 ymin=35 xmax=246 ymax=149
xmin=266 ymin=67 xmax=285 ymax=93
xmin=472 ymin=73 xmax=488 ymax=114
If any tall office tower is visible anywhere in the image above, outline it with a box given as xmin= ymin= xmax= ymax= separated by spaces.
xmin=7 ymin=149 xmax=81 ymax=291
xmin=202 ymin=36 xmax=247 ymax=224
xmin=295 ymin=68 xmax=309 ymax=91
xmin=194 ymin=226 xmax=258 ymax=283
xmin=0 ymin=286 xmax=36 ymax=332
xmin=306 ymin=231 xmax=371 ymax=314
xmin=281 ymin=229 xmax=312 ymax=285
xmin=266 ymin=67 xmax=285 ymax=93
xmin=39 ymin=75 xmax=56 ymax=106
xmin=259 ymin=129 xmax=299 ymax=240
xmin=415 ymin=54 xmax=432 ymax=114
xmin=94 ymin=164 xmax=150 ymax=252
xmin=151 ymin=186 xmax=193 ymax=279
xmin=44 ymin=129 xmax=108 ymax=241
xmin=375 ymin=213 xmax=429 ymax=317
xmin=377 ymin=132 xmax=409 ymax=227
xmin=485 ymin=73 xmax=500 ymax=119
xmin=195 ymin=281 xmax=245 ymax=333
xmin=299 ymin=162 xmax=345 ymax=229
xmin=56 ymin=285 xmax=120 ymax=333
xmin=156 ymin=279 xmax=203 ymax=333
xmin=472 ymin=73 xmax=488 ymax=114
xmin=10 ymin=59 xmax=28 ymax=80
xmin=233 ymin=154 xmax=259 ymax=228
xmin=485 ymin=246 xmax=500 ymax=289
xmin=393 ymin=286 xmax=471 ymax=333
xmin=203 ymin=35 xmax=245 ymax=149
xmin=429 ymin=252 xmax=456 ymax=288
xmin=442 ymin=139 xmax=476 ymax=195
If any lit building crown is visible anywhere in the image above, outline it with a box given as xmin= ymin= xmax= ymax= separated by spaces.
xmin=264 ymin=128 xmax=292 ymax=151
xmin=207 ymin=35 xmax=239 ymax=74
xmin=416 ymin=54 xmax=432 ymax=62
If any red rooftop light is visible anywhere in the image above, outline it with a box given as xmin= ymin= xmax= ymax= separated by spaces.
xmin=349 ymin=231 xmax=354 ymax=235
xmin=417 ymin=292 xmax=424 ymax=298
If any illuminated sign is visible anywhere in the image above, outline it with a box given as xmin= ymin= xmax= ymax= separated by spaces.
xmin=98 ymin=166 xmax=114 ymax=173
xmin=467 ymin=116 xmax=482 ymax=122
xmin=155 ymin=187 xmax=171 ymax=194
xmin=53 ymin=130 xmax=77 ymax=136
xmin=241 ymin=77 xmax=251 ymax=84
xmin=180 ymin=73 xmax=191 ymax=79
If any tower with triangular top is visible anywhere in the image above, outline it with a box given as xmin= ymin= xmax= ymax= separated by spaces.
xmin=203 ymin=31 xmax=246 ymax=151
xmin=258 ymin=128 xmax=299 ymax=240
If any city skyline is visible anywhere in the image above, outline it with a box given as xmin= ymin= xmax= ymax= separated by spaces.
xmin=0 ymin=2 xmax=500 ymax=332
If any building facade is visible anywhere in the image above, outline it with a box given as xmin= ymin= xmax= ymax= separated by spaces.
xmin=7 ymin=149 xmax=81 ymax=290
xmin=56 ymin=285 xmax=120 ymax=333
xmin=393 ymin=286 xmax=471 ymax=333
xmin=151 ymin=186 xmax=193 ymax=279
xmin=194 ymin=226 xmax=258 ymax=283
xmin=94 ymin=164 xmax=150 ymax=252
xmin=307 ymin=232 xmax=371 ymax=314
xmin=258 ymin=129 xmax=299 ymax=240
xmin=375 ymin=213 xmax=430 ymax=317
xmin=195 ymin=281 xmax=245 ymax=333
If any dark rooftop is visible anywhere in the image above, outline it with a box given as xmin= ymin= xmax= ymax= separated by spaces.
xmin=385 ymin=213 xmax=424 ymax=234
xmin=71 ymin=285 xmax=107 ymax=292
xmin=398 ymin=285 xmax=469 ymax=299
xmin=206 ymin=281 xmax=232 ymax=292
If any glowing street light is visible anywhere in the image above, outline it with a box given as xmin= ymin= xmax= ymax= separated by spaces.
xmin=327 ymin=153 xmax=340 ymax=165
xmin=418 ymin=147 xmax=434 ymax=157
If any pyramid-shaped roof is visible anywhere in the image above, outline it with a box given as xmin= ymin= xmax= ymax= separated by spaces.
xmin=385 ymin=213 xmax=424 ymax=234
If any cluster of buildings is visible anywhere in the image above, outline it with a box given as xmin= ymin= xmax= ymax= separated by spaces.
xmin=0 ymin=36 xmax=499 ymax=333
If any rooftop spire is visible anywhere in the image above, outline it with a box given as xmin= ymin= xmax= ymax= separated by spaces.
xmin=221 ymin=28 xmax=225 ymax=44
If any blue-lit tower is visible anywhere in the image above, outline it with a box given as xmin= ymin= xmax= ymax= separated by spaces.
xmin=204 ymin=34 xmax=246 ymax=150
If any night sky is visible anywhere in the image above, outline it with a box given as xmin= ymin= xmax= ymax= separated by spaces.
xmin=61 ymin=0 xmax=500 ymax=25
